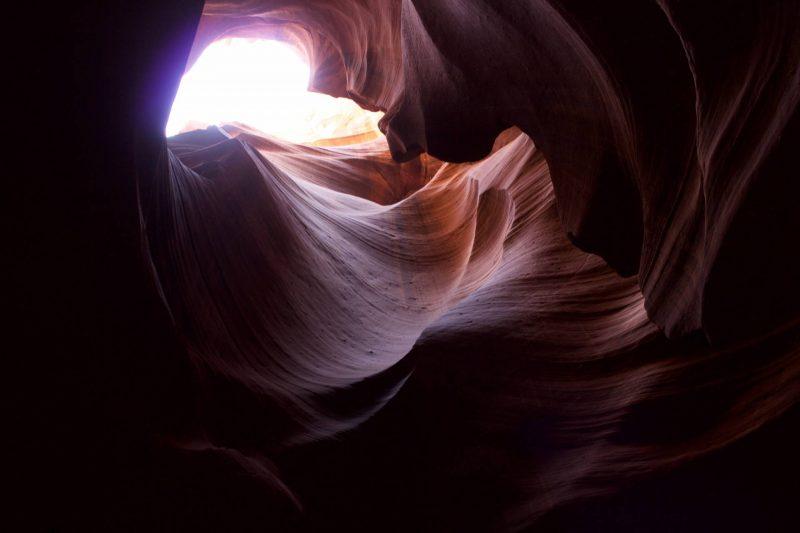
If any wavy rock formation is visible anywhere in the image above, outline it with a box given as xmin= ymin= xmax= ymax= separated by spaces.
xmin=139 ymin=118 xmax=798 ymax=528
xmin=28 ymin=0 xmax=800 ymax=531
xmin=195 ymin=0 xmax=800 ymax=343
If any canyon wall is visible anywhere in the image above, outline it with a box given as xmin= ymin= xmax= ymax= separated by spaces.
xmin=24 ymin=0 xmax=800 ymax=530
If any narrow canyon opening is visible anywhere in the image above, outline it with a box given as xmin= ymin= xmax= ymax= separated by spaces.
xmin=167 ymin=37 xmax=383 ymax=145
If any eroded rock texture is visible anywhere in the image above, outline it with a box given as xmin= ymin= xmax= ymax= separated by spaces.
xmin=140 ymin=118 xmax=798 ymax=528
xmin=195 ymin=0 xmax=800 ymax=343
xmin=32 ymin=0 xmax=800 ymax=531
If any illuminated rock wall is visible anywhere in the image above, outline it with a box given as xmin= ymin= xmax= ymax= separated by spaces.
xmin=35 ymin=1 xmax=800 ymax=530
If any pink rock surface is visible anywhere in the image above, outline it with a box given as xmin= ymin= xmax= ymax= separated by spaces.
xmin=26 ymin=1 xmax=799 ymax=530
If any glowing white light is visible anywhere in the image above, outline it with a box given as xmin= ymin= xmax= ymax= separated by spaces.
xmin=166 ymin=38 xmax=381 ymax=143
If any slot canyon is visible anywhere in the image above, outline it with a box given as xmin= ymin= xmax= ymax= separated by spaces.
xmin=17 ymin=0 xmax=800 ymax=531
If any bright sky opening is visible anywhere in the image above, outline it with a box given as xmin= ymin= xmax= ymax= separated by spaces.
xmin=166 ymin=38 xmax=382 ymax=143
